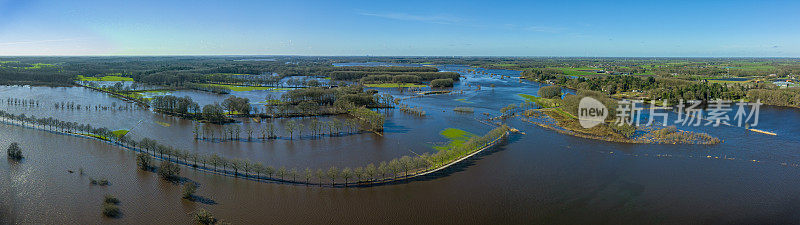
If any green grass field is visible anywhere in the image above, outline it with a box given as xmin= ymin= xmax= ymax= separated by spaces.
xmin=434 ymin=128 xmax=477 ymax=151
xmin=111 ymin=129 xmax=129 ymax=138
xmin=552 ymin=107 xmax=577 ymax=119
xmin=518 ymin=93 xmax=559 ymax=108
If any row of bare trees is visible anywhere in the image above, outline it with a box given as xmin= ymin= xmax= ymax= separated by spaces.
xmin=0 ymin=108 xmax=508 ymax=186
xmin=192 ymin=118 xmax=364 ymax=141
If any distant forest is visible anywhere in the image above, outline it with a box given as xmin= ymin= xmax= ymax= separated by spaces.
xmin=1 ymin=56 xmax=798 ymax=107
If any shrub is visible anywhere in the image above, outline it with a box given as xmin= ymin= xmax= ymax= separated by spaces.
xmin=193 ymin=208 xmax=218 ymax=225
xmin=182 ymin=182 xmax=197 ymax=199
xmin=538 ymin=86 xmax=562 ymax=99
xmin=102 ymin=203 xmax=120 ymax=218
xmin=612 ymin=123 xmax=636 ymax=138
xmin=500 ymin=104 xmax=518 ymax=115
xmin=6 ymin=142 xmax=22 ymax=161
xmin=104 ymin=194 xmax=120 ymax=204
xmin=158 ymin=161 xmax=181 ymax=181
xmin=453 ymin=107 xmax=474 ymax=113
xmin=653 ymin=126 xmax=678 ymax=137
xmin=90 ymin=178 xmax=110 ymax=186
xmin=430 ymin=78 xmax=454 ymax=88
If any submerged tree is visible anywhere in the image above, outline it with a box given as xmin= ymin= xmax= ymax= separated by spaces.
xmin=315 ymin=169 xmax=325 ymax=185
xmin=304 ymin=168 xmax=313 ymax=184
xmin=341 ymin=167 xmax=353 ymax=186
xmin=277 ymin=167 xmax=287 ymax=180
xmin=352 ymin=167 xmax=364 ymax=183
xmin=101 ymin=194 xmax=121 ymax=218
xmin=285 ymin=120 xmax=296 ymax=140
xmin=327 ymin=166 xmax=339 ymax=185
xmin=182 ymin=182 xmax=197 ymax=199
xmin=202 ymin=103 xmax=225 ymax=123
xmin=102 ymin=203 xmax=121 ymax=218
xmin=136 ymin=153 xmax=153 ymax=171
xmin=158 ymin=161 xmax=181 ymax=181
xmin=221 ymin=96 xmax=251 ymax=115
xmin=290 ymin=168 xmax=298 ymax=182
xmin=365 ymin=163 xmax=377 ymax=181
xmin=265 ymin=166 xmax=276 ymax=179
xmin=6 ymin=142 xmax=22 ymax=161
xmin=193 ymin=208 xmax=218 ymax=225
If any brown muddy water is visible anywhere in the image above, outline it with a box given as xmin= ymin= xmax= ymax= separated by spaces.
xmin=1 ymin=65 xmax=800 ymax=224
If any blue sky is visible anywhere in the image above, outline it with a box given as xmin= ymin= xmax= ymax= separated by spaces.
xmin=0 ymin=0 xmax=798 ymax=56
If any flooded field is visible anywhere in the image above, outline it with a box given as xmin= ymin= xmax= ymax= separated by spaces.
xmin=2 ymin=65 xmax=800 ymax=224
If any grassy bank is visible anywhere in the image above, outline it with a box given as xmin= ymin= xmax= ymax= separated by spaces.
xmin=518 ymin=93 xmax=559 ymax=108
xmin=522 ymin=108 xmax=720 ymax=144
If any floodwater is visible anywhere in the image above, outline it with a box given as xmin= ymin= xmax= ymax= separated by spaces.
xmin=1 ymin=65 xmax=800 ymax=224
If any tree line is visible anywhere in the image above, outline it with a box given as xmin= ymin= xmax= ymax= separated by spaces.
xmin=331 ymin=71 xmax=460 ymax=82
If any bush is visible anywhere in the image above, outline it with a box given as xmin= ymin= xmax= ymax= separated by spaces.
xmin=102 ymin=203 xmax=120 ymax=218
xmin=6 ymin=142 xmax=22 ymax=161
xmin=453 ymin=107 xmax=474 ymax=113
xmin=538 ymin=86 xmax=562 ymax=99
xmin=158 ymin=161 xmax=181 ymax=181
xmin=193 ymin=208 xmax=218 ymax=225
xmin=500 ymin=104 xmax=518 ymax=115
xmin=104 ymin=194 xmax=120 ymax=204
xmin=653 ymin=126 xmax=677 ymax=137
xmin=430 ymin=78 xmax=454 ymax=88
xmin=611 ymin=123 xmax=636 ymax=138
xmin=90 ymin=178 xmax=110 ymax=186
xmin=182 ymin=182 xmax=197 ymax=199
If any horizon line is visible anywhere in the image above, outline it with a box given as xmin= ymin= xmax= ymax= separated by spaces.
xmin=0 ymin=54 xmax=799 ymax=58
